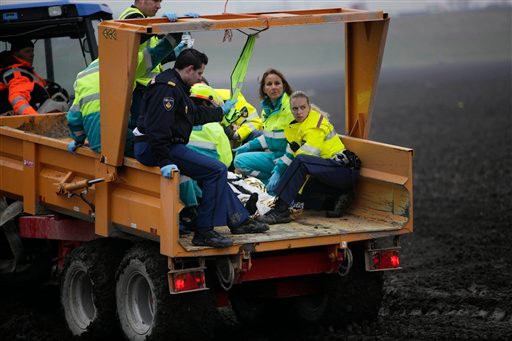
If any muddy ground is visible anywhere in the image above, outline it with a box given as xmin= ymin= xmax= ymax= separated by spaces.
xmin=0 ymin=59 xmax=510 ymax=340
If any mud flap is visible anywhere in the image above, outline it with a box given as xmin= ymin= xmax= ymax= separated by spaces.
xmin=0 ymin=198 xmax=24 ymax=273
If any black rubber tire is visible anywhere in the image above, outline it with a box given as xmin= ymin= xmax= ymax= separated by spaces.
xmin=322 ymin=243 xmax=384 ymax=327
xmin=291 ymin=293 xmax=329 ymax=323
xmin=115 ymin=241 xmax=217 ymax=341
xmin=0 ymin=221 xmax=52 ymax=290
xmin=229 ymin=294 xmax=268 ymax=324
xmin=60 ymin=238 xmax=130 ymax=339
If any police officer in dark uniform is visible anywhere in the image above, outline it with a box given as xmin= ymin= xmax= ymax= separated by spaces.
xmin=133 ymin=49 xmax=269 ymax=248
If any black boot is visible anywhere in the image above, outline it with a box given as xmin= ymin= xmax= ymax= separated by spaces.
xmin=192 ymin=229 xmax=233 ymax=248
xmin=326 ymin=191 xmax=355 ymax=218
xmin=230 ymin=217 xmax=269 ymax=234
xmin=256 ymin=198 xmax=291 ymax=224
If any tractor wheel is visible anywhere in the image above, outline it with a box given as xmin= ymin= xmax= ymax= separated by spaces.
xmin=291 ymin=293 xmax=329 ymax=323
xmin=115 ymin=242 xmax=216 ymax=341
xmin=229 ymin=294 xmax=268 ymax=324
xmin=322 ymin=243 xmax=384 ymax=327
xmin=61 ymin=238 xmax=130 ymax=339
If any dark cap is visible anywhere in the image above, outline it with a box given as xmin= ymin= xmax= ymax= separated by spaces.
xmin=10 ymin=39 xmax=34 ymax=52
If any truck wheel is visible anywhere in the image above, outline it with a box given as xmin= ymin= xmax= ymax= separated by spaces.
xmin=229 ymin=282 xmax=280 ymax=326
xmin=229 ymin=295 xmax=267 ymax=324
xmin=61 ymin=238 xmax=130 ymax=339
xmin=116 ymin=242 xmax=216 ymax=341
xmin=322 ymin=244 xmax=384 ymax=327
xmin=292 ymin=293 xmax=328 ymax=322
xmin=0 ymin=223 xmax=52 ymax=290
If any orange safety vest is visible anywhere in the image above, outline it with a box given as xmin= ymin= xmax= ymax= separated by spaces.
xmin=0 ymin=55 xmax=47 ymax=115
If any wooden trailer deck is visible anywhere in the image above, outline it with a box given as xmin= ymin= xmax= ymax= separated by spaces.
xmin=179 ymin=210 xmax=406 ymax=252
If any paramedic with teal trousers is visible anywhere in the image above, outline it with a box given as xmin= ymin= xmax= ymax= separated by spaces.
xmin=233 ymin=69 xmax=294 ymax=183
xmin=257 ymin=91 xmax=361 ymax=224
xmin=133 ymin=49 xmax=269 ymax=248
xmin=119 ymin=0 xmax=199 ymax=127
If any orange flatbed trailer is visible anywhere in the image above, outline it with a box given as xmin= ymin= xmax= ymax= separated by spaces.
xmin=0 ymin=7 xmax=413 ymax=340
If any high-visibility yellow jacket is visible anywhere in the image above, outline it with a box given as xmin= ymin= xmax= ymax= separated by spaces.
xmin=119 ymin=6 xmax=162 ymax=87
xmin=67 ymin=35 xmax=177 ymax=152
xmin=215 ymin=88 xmax=263 ymax=142
xmin=274 ymin=109 xmax=345 ymax=175
xmin=187 ymin=123 xmax=233 ymax=167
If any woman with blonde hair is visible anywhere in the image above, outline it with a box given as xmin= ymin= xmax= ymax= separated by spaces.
xmin=257 ymin=91 xmax=361 ymax=224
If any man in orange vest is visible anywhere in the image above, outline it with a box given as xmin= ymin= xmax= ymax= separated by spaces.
xmin=0 ymin=39 xmax=49 ymax=115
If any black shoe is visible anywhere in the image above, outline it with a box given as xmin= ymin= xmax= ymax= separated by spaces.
xmin=245 ymin=193 xmax=259 ymax=215
xmin=179 ymin=223 xmax=193 ymax=237
xmin=256 ymin=208 xmax=292 ymax=225
xmin=230 ymin=218 xmax=269 ymax=234
xmin=180 ymin=206 xmax=198 ymax=228
xmin=192 ymin=229 xmax=233 ymax=248
xmin=326 ymin=192 xmax=354 ymax=218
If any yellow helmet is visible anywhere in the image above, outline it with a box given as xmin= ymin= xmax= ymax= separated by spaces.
xmin=190 ymin=83 xmax=224 ymax=107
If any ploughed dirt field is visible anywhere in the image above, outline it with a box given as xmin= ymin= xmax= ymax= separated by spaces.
xmin=0 ymin=60 xmax=510 ymax=340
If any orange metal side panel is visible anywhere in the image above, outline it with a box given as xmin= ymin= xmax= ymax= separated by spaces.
xmin=345 ymin=18 xmax=389 ymax=139
xmin=342 ymin=135 xmax=413 ymax=234
xmin=158 ymin=173 xmax=185 ymax=257
xmin=22 ymin=141 xmax=37 ymax=214
xmin=98 ymin=23 xmax=140 ymax=167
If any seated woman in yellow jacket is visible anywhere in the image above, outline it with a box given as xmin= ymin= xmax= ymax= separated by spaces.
xmin=257 ymin=91 xmax=361 ymax=224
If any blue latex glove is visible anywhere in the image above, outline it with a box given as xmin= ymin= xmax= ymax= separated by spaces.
xmin=160 ymin=164 xmax=178 ymax=178
xmin=222 ymin=99 xmax=238 ymax=114
xmin=163 ymin=11 xmax=178 ymax=22
xmin=184 ymin=12 xmax=200 ymax=18
xmin=233 ymin=143 xmax=251 ymax=157
xmin=266 ymin=172 xmax=281 ymax=196
xmin=173 ymin=41 xmax=187 ymax=57
xmin=67 ymin=141 xmax=78 ymax=153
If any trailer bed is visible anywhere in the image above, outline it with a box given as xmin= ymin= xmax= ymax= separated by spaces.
xmin=0 ymin=113 xmax=413 ymax=257
xmin=179 ymin=210 xmax=405 ymax=251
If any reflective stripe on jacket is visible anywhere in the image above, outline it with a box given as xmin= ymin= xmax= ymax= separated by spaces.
xmin=273 ymin=109 xmax=345 ymax=175
xmin=67 ymin=36 xmax=175 ymax=151
xmin=247 ymin=92 xmax=293 ymax=154
xmin=119 ymin=6 xmax=162 ymax=87
xmin=0 ymin=56 xmax=47 ymax=115
xmin=215 ymin=88 xmax=263 ymax=141
xmin=187 ymin=123 xmax=233 ymax=167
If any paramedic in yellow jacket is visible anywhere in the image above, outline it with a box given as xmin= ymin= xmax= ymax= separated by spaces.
xmin=257 ymin=91 xmax=361 ymax=224
xmin=175 ymin=83 xmax=233 ymax=215
xmin=215 ymin=88 xmax=263 ymax=143
xmin=233 ymin=69 xmax=294 ymax=183
xmin=119 ymin=1 xmax=198 ymax=127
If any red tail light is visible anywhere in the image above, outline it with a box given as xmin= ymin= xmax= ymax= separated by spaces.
xmin=367 ymin=249 xmax=401 ymax=271
xmin=169 ymin=270 xmax=207 ymax=293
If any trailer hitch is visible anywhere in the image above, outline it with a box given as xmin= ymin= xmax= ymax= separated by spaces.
xmin=56 ymin=171 xmax=115 ymax=195
xmin=55 ymin=171 xmax=115 ymax=215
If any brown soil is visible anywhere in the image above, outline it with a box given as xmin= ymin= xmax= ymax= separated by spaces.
xmin=17 ymin=114 xmax=70 ymax=139
xmin=0 ymin=61 xmax=510 ymax=340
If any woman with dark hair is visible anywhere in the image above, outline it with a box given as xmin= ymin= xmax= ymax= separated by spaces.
xmin=233 ymin=68 xmax=294 ymax=184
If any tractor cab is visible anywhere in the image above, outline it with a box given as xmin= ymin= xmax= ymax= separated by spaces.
xmin=0 ymin=0 xmax=112 ymax=101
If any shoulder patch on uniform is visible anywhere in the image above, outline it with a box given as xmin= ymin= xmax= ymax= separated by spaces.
xmin=163 ymin=97 xmax=174 ymax=111
xmin=167 ymin=81 xmax=176 ymax=87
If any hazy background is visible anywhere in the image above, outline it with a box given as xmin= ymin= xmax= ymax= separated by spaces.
xmin=3 ymin=1 xmax=511 ymax=137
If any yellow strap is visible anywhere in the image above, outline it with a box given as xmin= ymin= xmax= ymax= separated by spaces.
xmin=167 ymin=81 xmax=176 ymax=87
